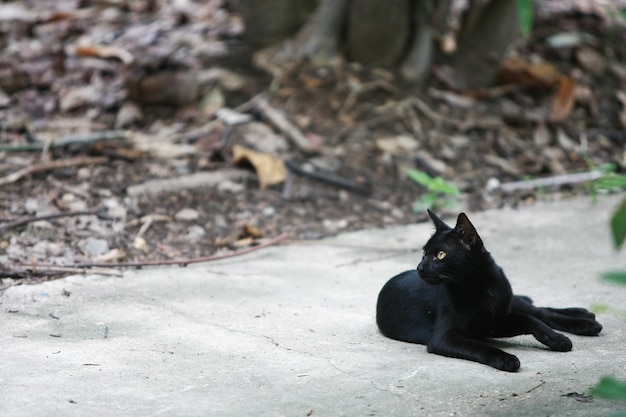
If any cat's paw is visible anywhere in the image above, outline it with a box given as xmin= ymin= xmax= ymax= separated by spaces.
xmin=569 ymin=319 xmax=603 ymax=336
xmin=550 ymin=307 xmax=596 ymax=319
xmin=490 ymin=353 xmax=520 ymax=372
xmin=547 ymin=333 xmax=572 ymax=352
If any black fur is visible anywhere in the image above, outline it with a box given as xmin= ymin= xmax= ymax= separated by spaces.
xmin=376 ymin=210 xmax=602 ymax=372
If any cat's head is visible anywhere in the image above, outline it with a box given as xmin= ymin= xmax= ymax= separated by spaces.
xmin=417 ymin=210 xmax=485 ymax=285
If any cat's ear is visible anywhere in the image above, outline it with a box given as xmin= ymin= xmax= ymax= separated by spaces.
xmin=454 ymin=213 xmax=483 ymax=250
xmin=427 ymin=209 xmax=451 ymax=231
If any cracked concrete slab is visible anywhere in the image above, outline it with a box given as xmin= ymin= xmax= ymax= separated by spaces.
xmin=1 ymin=195 xmax=626 ymax=416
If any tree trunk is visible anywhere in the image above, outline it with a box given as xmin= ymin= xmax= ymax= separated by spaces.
xmin=443 ymin=0 xmax=519 ymax=89
xmin=239 ymin=0 xmax=316 ymax=49
xmin=346 ymin=0 xmax=411 ymax=67
xmin=239 ymin=0 xmax=520 ymax=89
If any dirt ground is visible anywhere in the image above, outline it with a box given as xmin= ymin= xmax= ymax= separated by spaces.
xmin=1 ymin=0 xmax=626 ymax=283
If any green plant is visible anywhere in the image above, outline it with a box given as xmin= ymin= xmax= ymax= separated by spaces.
xmin=408 ymin=170 xmax=460 ymax=212
xmin=593 ymin=191 xmax=626 ymax=408
xmin=515 ymin=0 xmax=534 ymax=37
xmin=592 ymin=164 xmax=626 ymax=250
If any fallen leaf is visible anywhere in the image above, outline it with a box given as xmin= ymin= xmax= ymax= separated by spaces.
xmin=199 ymin=88 xmax=224 ymax=117
xmin=73 ymin=44 xmax=134 ymax=64
xmin=375 ymin=135 xmax=419 ymax=155
xmin=549 ymin=77 xmax=577 ymax=122
xmin=576 ymin=47 xmax=606 ymax=75
xmin=499 ymin=57 xmax=563 ymax=89
xmin=59 ymin=84 xmax=103 ymax=112
xmin=133 ymin=236 xmax=148 ymax=252
xmin=240 ymin=224 xmax=263 ymax=239
xmin=233 ymin=237 xmax=254 ymax=248
xmin=232 ymin=145 xmax=287 ymax=190
xmin=94 ymin=248 xmax=126 ymax=262
xmin=175 ymin=208 xmax=199 ymax=221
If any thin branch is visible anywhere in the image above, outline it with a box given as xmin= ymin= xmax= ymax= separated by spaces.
xmin=5 ymin=265 xmax=124 ymax=277
xmin=493 ymin=171 xmax=605 ymax=193
xmin=284 ymin=160 xmax=370 ymax=195
xmin=251 ymin=95 xmax=318 ymax=153
xmin=12 ymin=233 xmax=289 ymax=270
xmin=0 ymin=209 xmax=99 ymax=232
xmin=0 ymin=156 xmax=108 ymax=187
xmin=0 ymin=130 xmax=129 ymax=153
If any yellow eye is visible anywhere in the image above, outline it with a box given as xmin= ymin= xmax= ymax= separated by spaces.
xmin=436 ymin=251 xmax=447 ymax=260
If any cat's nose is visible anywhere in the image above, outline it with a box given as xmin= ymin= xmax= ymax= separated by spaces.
xmin=417 ymin=262 xmax=424 ymax=273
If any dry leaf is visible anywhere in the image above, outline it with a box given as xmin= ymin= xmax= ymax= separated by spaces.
xmin=549 ymin=77 xmax=577 ymax=122
xmin=133 ymin=236 xmax=148 ymax=251
xmin=199 ymin=88 xmax=224 ymax=117
xmin=232 ymin=145 xmax=287 ymax=190
xmin=93 ymin=248 xmax=126 ymax=262
xmin=499 ymin=57 xmax=563 ymax=89
xmin=241 ymin=224 xmax=263 ymax=239
xmin=73 ymin=44 xmax=134 ymax=64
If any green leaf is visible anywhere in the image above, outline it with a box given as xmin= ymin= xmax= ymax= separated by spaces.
xmin=595 ymin=174 xmax=626 ymax=192
xmin=408 ymin=170 xmax=434 ymax=187
xmin=601 ymin=271 xmax=626 ymax=285
xmin=429 ymin=177 xmax=460 ymax=196
xmin=593 ymin=377 xmax=626 ymax=401
xmin=515 ymin=0 xmax=534 ymax=37
xmin=610 ymin=197 xmax=626 ymax=250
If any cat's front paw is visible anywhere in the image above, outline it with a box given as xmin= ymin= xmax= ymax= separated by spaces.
xmin=548 ymin=333 xmax=572 ymax=352
xmin=571 ymin=319 xmax=603 ymax=336
xmin=490 ymin=353 xmax=520 ymax=372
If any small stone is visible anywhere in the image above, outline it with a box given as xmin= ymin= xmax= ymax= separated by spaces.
xmin=182 ymin=225 xmax=206 ymax=241
xmin=24 ymin=198 xmax=39 ymax=214
xmin=486 ymin=177 xmax=501 ymax=193
xmin=323 ymin=219 xmax=348 ymax=233
xmin=262 ymin=206 xmax=276 ymax=217
xmin=218 ymin=180 xmax=245 ymax=193
xmin=78 ymin=238 xmax=110 ymax=257
xmin=133 ymin=236 xmax=147 ymax=251
xmin=175 ymin=208 xmax=199 ymax=221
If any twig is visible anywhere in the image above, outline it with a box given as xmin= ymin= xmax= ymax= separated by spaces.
xmin=251 ymin=95 xmax=318 ymax=153
xmin=5 ymin=265 xmax=124 ymax=277
xmin=0 ymin=156 xmax=108 ymax=187
xmin=126 ymin=169 xmax=250 ymax=196
xmin=13 ymin=233 xmax=289 ymax=270
xmin=0 ymin=209 xmax=99 ymax=232
xmin=407 ymin=96 xmax=463 ymax=128
xmin=284 ymin=160 xmax=370 ymax=195
xmin=526 ymin=380 xmax=545 ymax=394
xmin=340 ymin=78 xmax=397 ymax=114
xmin=493 ymin=171 xmax=605 ymax=193
xmin=0 ymin=130 xmax=129 ymax=153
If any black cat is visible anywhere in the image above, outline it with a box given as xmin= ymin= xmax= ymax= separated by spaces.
xmin=376 ymin=210 xmax=602 ymax=372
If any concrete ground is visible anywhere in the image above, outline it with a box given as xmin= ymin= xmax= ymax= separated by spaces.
xmin=2 ymin=195 xmax=626 ymax=417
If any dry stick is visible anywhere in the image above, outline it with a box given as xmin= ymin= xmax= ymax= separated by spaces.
xmin=8 ymin=265 xmax=124 ymax=277
xmin=0 ymin=156 xmax=108 ymax=187
xmin=251 ymin=95 xmax=317 ymax=152
xmin=0 ymin=130 xmax=129 ymax=153
xmin=14 ymin=232 xmax=290 ymax=270
xmin=0 ymin=209 xmax=99 ymax=232
xmin=495 ymin=171 xmax=605 ymax=193
xmin=284 ymin=160 xmax=370 ymax=195
xmin=408 ymin=96 xmax=463 ymax=128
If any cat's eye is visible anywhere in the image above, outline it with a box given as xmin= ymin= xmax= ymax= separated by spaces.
xmin=422 ymin=249 xmax=426 ymax=257
xmin=436 ymin=251 xmax=447 ymax=260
